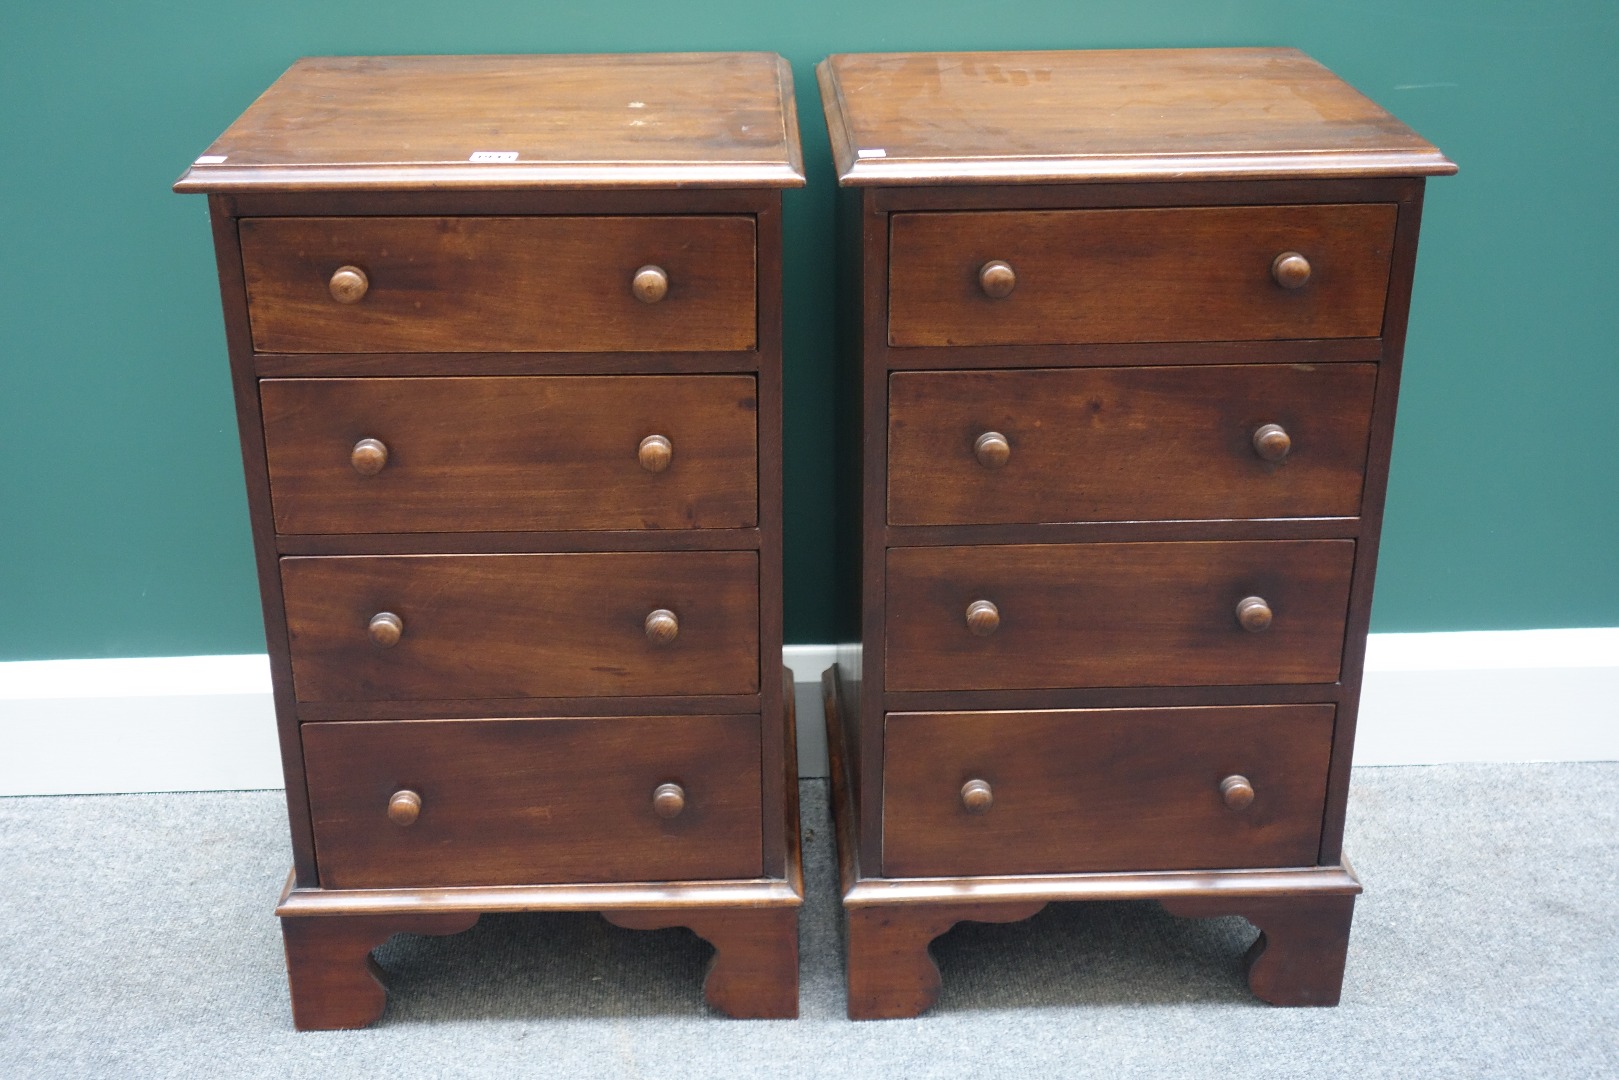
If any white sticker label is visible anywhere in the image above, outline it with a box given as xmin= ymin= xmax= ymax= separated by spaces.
xmin=469 ymin=151 xmax=519 ymax=162
xmin=195 ymin=155 xmax=228 ymax=164
xmin=856 ymin=148 xmax=887 ymax=159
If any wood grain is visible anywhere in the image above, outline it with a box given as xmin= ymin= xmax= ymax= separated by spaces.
xmin=605 ymin=907 xmax=799 ymax=1018
xmin=1320 ymin=185 xmax=1430 ymax=865
xmin=240 ymin=216 xmax=756 ymax=353
xmin=175 ymin=53 xmax=805 ymax=192
xmin=885 ymin=541 xmax=1355 ymax=691
xmin=888 ymin=204 xmax=1397 ymax=346
xmin=881 ymin=705 xmax=1335 ymax=877
xmin=281 ymin=552 xmax=759 ymax=702
xmin=888 ymin=364 xmax=1377 ymax=524
xmin=280 ymin=911 xmax=480 ymax=1030
xmin=818 ymin=48 xmax=1455 ymax=186
xmin=303 ymin=715 xmax=763 ymax=888
xmin=843 ymin=901 xmax=1047 ymax=1020
xmin=185 ymin=57 xmax=802 ymax=1026
xmin=205 ymin=196 xmax=322 ymax=884
xmin=1161 ymin=893 xmax=1356 ymax=1006
xmin=262 ymin=375 xmax=758 ymax=534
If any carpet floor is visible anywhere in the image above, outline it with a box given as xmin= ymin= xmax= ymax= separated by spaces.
xmin=2 ymin=764 xmax=1615 ymax=1078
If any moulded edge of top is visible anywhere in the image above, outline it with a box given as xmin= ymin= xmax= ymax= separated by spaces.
xmin=174 ymin=53 xmax=806 ymax=194
xmin=815 ymin=53 xmax=1458 ymax=187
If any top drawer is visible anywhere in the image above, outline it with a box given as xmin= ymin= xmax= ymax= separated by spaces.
xmin=888 ymin=204 xmax=1396 ymax=347
xmin=239 ymin=216 xmax=757 ymax=353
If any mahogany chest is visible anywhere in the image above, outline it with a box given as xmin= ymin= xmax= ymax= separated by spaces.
xmin=177 ymin=52 xmax=805 ymax=1028
xmin=816 ymin=47 xmax=1454 ymax=1018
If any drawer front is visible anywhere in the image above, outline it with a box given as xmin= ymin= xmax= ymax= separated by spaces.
xmin=888 ymin=204 xmax=1396 ymax=347
xmin=262 ymin=375 xmax=758 ymax=534
xmin=888 ymin=364 xmax=1376 ymax=525
xmin=305 ymin=715 xmax=763 ymax=888
xmin=282 ymin=552 xmax=759 ymax=702
xmin=885 ymin=541 xmax=1354 ymax=691
xmin=240 ymin=215 xmax=756 ymax=353
xmin=881 ymin=705 xmax=1335 ymax=877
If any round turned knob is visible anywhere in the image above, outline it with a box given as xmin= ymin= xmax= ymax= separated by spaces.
xmin=978 ymin=260 xmax=1016 ymax=299
xmin=652 ymin=782 xmax=686 ymax=819
xmin=1235 ymin=596 xmax=1273 ymax=633
xmin=638 ymin=434 xmax=673 ymax=474
xmin=960 ymin=779 xmax=994 ymax=814
xmin=1271 ymin=251 xmax=1312 ymax=290
xmin=350 ymin=437 xmax=389 ymax=476
xmin=387 ymin=789 xmax=422 ymax=826
xmin=328 ymin=265 xmax=369 ymax=304
xmin=974 ymin=431 xmax=1011 ymax=469
xmin=632 ymin=264 xmax=669 ymax=304
xmin=965 ymin=599 xmax=1000 ymax=637
xmin=644 ymin=608 xmax=679 ymax=645
xmin=1251 ymin=423 xmax=1292 ymax=463
xmin=368 ymin=611 xmax=403 ymax=648
xmin=1220 ymin=775 xmax=1256 ymax=811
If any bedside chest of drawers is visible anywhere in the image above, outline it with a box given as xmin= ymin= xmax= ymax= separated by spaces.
xmin=176 ymin=53 xmax=805 ymax=1028
xmin=816 ymin=48 xmax=1453 ymax=1018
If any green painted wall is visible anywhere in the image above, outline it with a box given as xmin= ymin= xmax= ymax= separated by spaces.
xmin=2 ymin=1 xmax=1615 ymax=660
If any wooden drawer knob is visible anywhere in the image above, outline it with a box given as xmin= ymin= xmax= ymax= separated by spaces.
xmin=1220 ymin=775 xmax=1255 ymax=811
xmin=965 ymin=599 xmax=1000 ymax=637
xmin=644 ymin=608 xmax=679 ymax=645
xmin=350 ymin=437 xmax=389 ymax=476
xmin=974 ymin=431 xmax=1011 ymax=469
xmin=652 ymin=782 xmax=686 ymax=819
xmin=1235 ymin=596 xmax=1273 ymax=633
xmin=1251 ymin=423 xmax=1292 ymax=463
xmin=638 ymin=434 xmax=673 ymax=473
xmin=960 ymin=779 xmax=994 ymax=814
xmin=328 ymin=265 xmax=369 ymax=304
xmin=1271 ymin=251 xmax=1312 ymax=289
xmin=368 ymin=611 xmax=403 ymax=648
xmin=632 ymin=265 xmax=669 ymax=304
xmin=978 ymin=260 xmax=1016 ymax=299
xmin=387 ymin=789 xmax=422 ymax=826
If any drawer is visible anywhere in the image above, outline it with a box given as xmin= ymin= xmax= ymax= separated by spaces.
xmin=885 ymin=540 xmax=1354 ymax=691
xmin=262 ymin=375 xmax=758 ymax=534
xmin=239 ymin=215 xmax=756 ymax=353
xmin=881 ymin=705 xmax=1335 ymax=877
xmin=888 ymin=364 xmax=1376 ymax=525
xmin=304 ymin=714 xmax=763 ymax=888
xmin=887 ymin=204 xmax=1397 ymax=346
xmin=281 ymin=551 xmax=760 ymax=702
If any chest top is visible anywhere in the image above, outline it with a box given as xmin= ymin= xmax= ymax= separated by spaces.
xmin=175 ymin=52 xmax=805 ymax=193
xmin=817 ymin=47 xmax=1455 ymax=186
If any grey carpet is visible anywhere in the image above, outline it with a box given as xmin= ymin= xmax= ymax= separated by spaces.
xmin=2 ymin=764 xmax=1615 ymax=1078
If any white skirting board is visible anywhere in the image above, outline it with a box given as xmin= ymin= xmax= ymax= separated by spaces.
xmin=1 ymin=629 xmax=1615 ymax=796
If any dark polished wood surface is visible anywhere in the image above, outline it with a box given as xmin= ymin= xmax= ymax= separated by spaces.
xmin=881 ymin=705 xmax=1335 ymax=877
xmin=303 ymin=715 xmax=763 ymax=888
xmin=176 ymin=53 xmax=806 ymax=192
xmin=1161 ymin=893 xmax=1357 ymax=1006
xmin=821 ymin=664 xmax=1363 ymax=1020
xmin=885 ymin=541 xmax=1355 ymax=691
xmin=819 ymin=47 xmax=1446 ymax=1017
xmin=187 ymin=54 xmax=803 ymax=1027
xmin=281 ymin=551 xmax=760 ymax=702
xmin=887 ymin=204 xmax=1396 ymax=346
xmin=818 ymin=48 xmax=1455 ymax=186
xmin=605 ymin=906 xmax=799 ymax=1019
xmin=240 ymin=216 xmax=757 ymax=353
xmin=262 ymin=375 xmax=759 ymax=534
xmin=280 ymin=911 xmax=480 ymax=1030
xmin=888 ymin=364 xmax=1376 ymax=525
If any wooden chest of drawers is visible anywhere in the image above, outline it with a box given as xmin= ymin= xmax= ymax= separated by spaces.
xmin=817 ymin=47 xmax=1453 ymax=1018
xmin=177 ymin=53 xmax=805 ymax=1028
